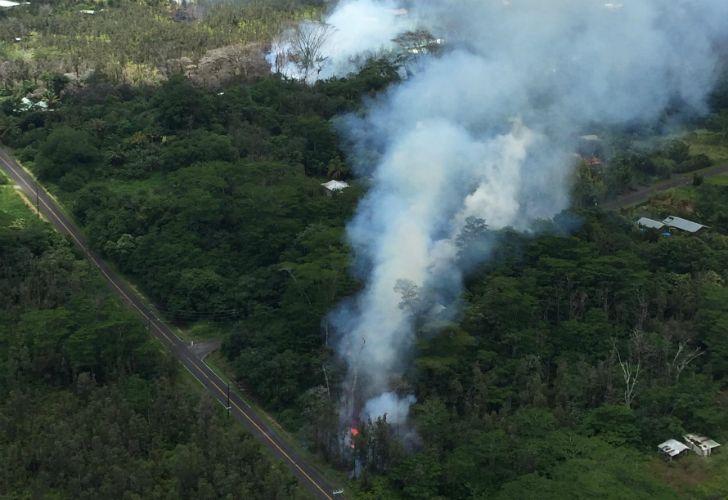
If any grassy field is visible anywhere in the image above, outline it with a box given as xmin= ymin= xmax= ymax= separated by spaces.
xmin=706 ymin=173 xmax=728 ymax=186
xmin=684 ymin=129 xmax=728 ymax=163
xmin=0 ymin=173 xmax=35 ymax=228
xmin=653 ymin=451 xmax=728 ymax=498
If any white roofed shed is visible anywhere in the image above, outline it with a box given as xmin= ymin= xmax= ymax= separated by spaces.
xmin=637 ymin=217 xmax=665 ymax=230
xmin=321 ymin=180 xmax=350 ymax=193
xmin=683 ymin=434 xmax=721 ymax=456
xmin=662 ymin=216 xmax=706 ymax=233
xmin=657 ymin=439 xmax=689 ymax=460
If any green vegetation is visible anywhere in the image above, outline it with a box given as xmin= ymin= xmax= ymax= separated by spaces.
xmin=0 ymin=186 xmax=303 ymax=498
xmin=2 ymin=3 xmax=728 ymax=498
xmin=0 ymin=0 xmax=323 ymax=89
xmin=3 ymin=58 xmax=728 ymax=499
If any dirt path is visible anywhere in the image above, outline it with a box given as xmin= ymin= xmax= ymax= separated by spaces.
xmin=602 ymin=163 xmax=728 ymax=210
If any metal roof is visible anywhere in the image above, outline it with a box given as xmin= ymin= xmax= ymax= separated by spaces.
xmin=321 ymin=180 xmax=350 ymax=192
xmin=684 ymin=434 xmax=721 ymax=450
xmin=658 ymin=439 xmax=689 ymax=457
xmin=662 ymin=216 xmax=706 ymax=233
xmin=637 ymin=217 xmax=665 ymax=230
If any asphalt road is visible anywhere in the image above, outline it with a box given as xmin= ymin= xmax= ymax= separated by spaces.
xmin=0 ymin=148 xmax=340 ymax=500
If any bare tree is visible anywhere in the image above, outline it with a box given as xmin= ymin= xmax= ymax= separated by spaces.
xmin=668 ymin=342 xmax=704 ymax=382
xmin=286 ymin=21 xmax=334 ymax=82
xmin=613 ymin=329 xmax=644 ymax=408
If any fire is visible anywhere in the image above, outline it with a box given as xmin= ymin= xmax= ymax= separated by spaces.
xmin=350 ymin=427 xmax=360 ymax=449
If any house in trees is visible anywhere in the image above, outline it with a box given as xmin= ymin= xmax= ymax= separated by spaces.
xmin=322 ymin=180 xmax=349 ymax=195
xmin=662 ymin=216 xmax=707 ymax=234
xmin=637 ymin=217 xmax=665 ymax=231
xmin=638 ymin=215 xmax=708 ymax=235
xmin=683 ymin=434 xmax=721 ymax=457
xmin=657 ymin=439 xmax=690 ymax=461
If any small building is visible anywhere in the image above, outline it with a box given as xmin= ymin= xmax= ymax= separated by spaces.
xmin=637 ymin=217 xmax=665 ymax=230
xmin=662 ymin=216 xmax=707 ymax=234
xmin=658 ymin=439 xmax=690 ymax=460
xmin=683 ymin=434 xmax=721 ymax=457
xmin=321 ymin=180 xmax=350 ymax=194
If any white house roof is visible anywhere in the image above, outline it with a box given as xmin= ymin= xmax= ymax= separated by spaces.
xmin=0 ymin=0 xmax=20 ymax=7
xmin=658 ymin=439 xmax=689 ymax=457
xmin=662 ymin=216 xmax=706 ymax=233
xmin=637 ymin=217 xmax=665 ymax=230
xmin=321 ymin=180 xmax=349 ymax=192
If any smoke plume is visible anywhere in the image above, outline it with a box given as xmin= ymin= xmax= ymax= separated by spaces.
xmin=280 ymin=1 xmax=728 ymax=427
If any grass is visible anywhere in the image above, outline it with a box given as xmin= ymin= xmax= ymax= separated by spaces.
xmin=706 ymin=174 xmax=728 ymax=186
xmin=653 ymin=452 xmax=728 ymax=499
xmin=641 ymin=185 xmax=698 ymax=216
xmin=0 ymin=180 xmax=36 ymax=228
xmin=683 ymin=129 xmax=728 ymax=163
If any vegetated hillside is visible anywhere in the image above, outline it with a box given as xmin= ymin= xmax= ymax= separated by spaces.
xmin=2 ymin=47 xmax=728 ymax=500
xmin=0 ymin=180 xmax=303 ymax=498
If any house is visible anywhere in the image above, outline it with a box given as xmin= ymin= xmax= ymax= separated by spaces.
xmin=662 ymin=216 xmax=707 ymax=234
xmin=683 ymin=434 xmax=721 ymax=457
xmin=637 ymin=217 xmax=665 ymax=230
xmin=321 ymin=180 xmax=350 ymax=194
xmin=657 ymin=439 xmax=690 ymax=460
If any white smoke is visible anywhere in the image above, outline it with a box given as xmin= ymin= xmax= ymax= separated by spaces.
xmin=269 ymin=0 xmax=415 ymax=82
xmin=362 ymin=392 xmax=416 ymax=424
xmin=306 ymin=0 xmax=728 ymax=427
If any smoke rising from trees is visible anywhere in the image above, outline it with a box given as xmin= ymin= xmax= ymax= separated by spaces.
xmin=281 ymin=0 xmax=728 ymax=427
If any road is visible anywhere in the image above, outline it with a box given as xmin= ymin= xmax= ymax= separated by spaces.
xmin=0 ymin=148 xmax=340 ymax=500
xmin=602 ymin=163 xmax=728 ymax=210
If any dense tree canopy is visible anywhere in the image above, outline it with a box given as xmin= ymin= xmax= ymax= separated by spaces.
xmin=1 ymin=27 xmax=728 ymax=498
xmin=0 ymin=200 xmax=303 ymax=498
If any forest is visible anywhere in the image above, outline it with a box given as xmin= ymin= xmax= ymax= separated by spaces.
xmin=2 ymin=0 xmax=728 ymax=498
xmin=0 ymin=175 xmax=303 ymax=498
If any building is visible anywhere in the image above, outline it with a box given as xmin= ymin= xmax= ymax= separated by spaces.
xmin=321 ymin=180 xmax=350 ymax=194
xmin=683 ymin=434 xmax=721 ymax=457
xmin=637 ymin=217 xmax=665 ymax=230
xmin=657 ymin=439 xmax=690 ymax=460
xmin=662 ymin=216 xmax=707 ymax=234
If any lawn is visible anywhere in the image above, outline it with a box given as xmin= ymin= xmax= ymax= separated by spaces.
xmin=0 ymin=177 xmax=35 ymax=228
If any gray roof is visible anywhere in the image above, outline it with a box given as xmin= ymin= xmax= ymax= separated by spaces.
xmin=662 ymin=216 xmax=706 ymax=233
xmin=637 ymin=217 xmax=665 ymax=230
xmin=684 ymin=434 xmax=721 ymax=450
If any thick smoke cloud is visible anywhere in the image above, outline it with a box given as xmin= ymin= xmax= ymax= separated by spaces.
xmin=292 ymin=0 xmax=728 ymax=426
xmin=269 ymin=0 xmax=414 ymax=82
